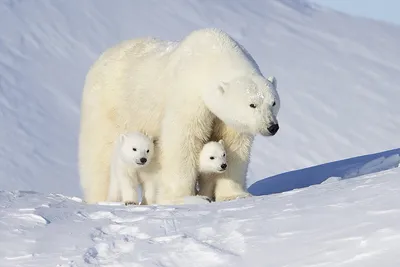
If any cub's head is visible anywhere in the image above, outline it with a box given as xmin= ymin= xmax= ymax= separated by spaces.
xmin=118 ymin=132 xmax=155 ymax=168
xmin=199 ymin=140 xmax=227 ymax=174
xmin=204 ymin=75 xmax=280 ymax=137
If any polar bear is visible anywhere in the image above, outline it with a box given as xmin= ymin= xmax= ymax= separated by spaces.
xmin=107 ymin=132 xmax=157 ymax=205
xmin=196 ymin=140 xmax=228 ymax=201
xmin=79 ymin=28 xmax=280 ymax=205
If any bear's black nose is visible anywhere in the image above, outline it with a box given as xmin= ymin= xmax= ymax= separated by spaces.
xmin=221 ymin=163 xmax=227 ymax=169
xmin=140 ymin=157 xmax=147 ymax=164
xmin=267 ymin=123 xmax=279 ymax=135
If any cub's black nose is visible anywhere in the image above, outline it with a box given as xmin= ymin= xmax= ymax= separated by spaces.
xmin=267 ymin=123 xmax=279 ymax=135
xmin=221 ymin=163 xmax=227 ymax=169
xmin=140 ymin=157 xmax=147 ymax=164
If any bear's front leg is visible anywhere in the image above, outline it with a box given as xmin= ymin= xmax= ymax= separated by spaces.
xmin=157 ymin=103 xmax=214 ymax=205
xmin=214 ymin=155 xmax=253 ymax=202
xmin=212 ymin=122 xmax=253 ymax=202
xmin=119 ymin=170 xmax=140 ymax=205
xmin=140 ymin=178 xmax=157 ymax=205
xmin=107 ymin=168 xmax=121 ymax=202
xmin=197 ymin=175 xmax=216 ymax=201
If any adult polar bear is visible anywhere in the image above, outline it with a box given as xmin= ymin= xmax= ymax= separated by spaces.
xmin=79 ymin=28 xmax=280 ymax=205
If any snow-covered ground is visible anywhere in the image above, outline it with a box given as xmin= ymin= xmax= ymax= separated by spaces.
xmin=1 ymin=162 xmax=400 ymax=267
xmin=0 ymin=0 xmax=400 ymax=266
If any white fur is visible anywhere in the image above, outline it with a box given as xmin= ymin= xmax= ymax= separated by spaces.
xmin=197 ymin=140 xmax=227 ymax=200
xmin=199 ymin=140 xmax=227 ymax=174
xmin=107 ymin=132 xmax=156 ymax=205
xmin=79 ymin=28 xmax=280 ymax=204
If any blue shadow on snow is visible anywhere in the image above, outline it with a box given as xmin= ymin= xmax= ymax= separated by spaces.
xmin=248 ymin=148 xmax=400 ymax=196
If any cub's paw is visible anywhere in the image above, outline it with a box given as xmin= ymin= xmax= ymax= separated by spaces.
xmin=216 ymin=193 xmax=252 ymax=202
xmin=124 ymin=201 xmax=138 ymax=206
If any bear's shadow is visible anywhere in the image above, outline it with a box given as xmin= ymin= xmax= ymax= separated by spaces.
xmin=248 ymin=148 xmax=400 ymax=196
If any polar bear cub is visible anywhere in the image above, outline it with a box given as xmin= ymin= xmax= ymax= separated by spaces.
xmin=107 ymin=132 xmax=155 ymax=205
xmin=199 ymin=140 xmax=227 ymax=174
xmin=197 ymin=140 xmax=227 ymax=201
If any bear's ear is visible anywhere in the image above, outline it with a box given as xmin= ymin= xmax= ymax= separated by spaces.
xmin=267 ymin=76 xmax=277 ymax=89
xmin=218 ymin=139 xmax=224 ymax=146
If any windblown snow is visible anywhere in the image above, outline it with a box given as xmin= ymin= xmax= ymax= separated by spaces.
xmin=0 ymin=0 xmax=399 ymax=266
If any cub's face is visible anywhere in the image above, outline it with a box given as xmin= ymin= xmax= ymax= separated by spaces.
xmin=199 ymin=140 xmax=227 ymax=174
xmin=118 ymin=133 xmax=155 ymax=168
xmin=204 ymin=75 xmax=280 ymax=137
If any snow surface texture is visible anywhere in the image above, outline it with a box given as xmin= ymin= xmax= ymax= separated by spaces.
xmin=1 ymin=163 xmax=400 ymax=266
xmin=0 ymin=0 xmax=400 ymax=266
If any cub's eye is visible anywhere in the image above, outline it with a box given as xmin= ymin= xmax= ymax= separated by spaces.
xmin=223 ymin=153 xmax=226 ymax=157
xmin=272 ymin=101 xmax=276 ymax=107
xmin=249 ymin=104 xmax=257 ymax=108
xmin=210 ymin=156 xmax=215 ymax=160
xmin=132 ymin=148 xmax=137 ymax=151
xmin=146 ymin=150 xmax=149 ymax=153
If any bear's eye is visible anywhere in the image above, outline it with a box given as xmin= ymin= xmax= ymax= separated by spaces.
xmin=210 ymin=156 xmax=215 ymax=160
xmin=146 ymin=149 xmax=149 ymax=153
xmin=272 ymin=101 xmax=276 ymax=107
xmin=132 ymin=148 xmax=137 ymax=151
xmin=223 ymin=153 xmax=226 ymax=157
xmin=249 ymin=104 xmax=257 ymax=108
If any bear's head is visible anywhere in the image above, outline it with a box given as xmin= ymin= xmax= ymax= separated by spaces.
xmin=199 ymin=140 xmax=227 ymax=174
xmin=204 ymin=75 xmax=280 ymax=137
xmin=118 ymin=132 xmax=155 ymax=168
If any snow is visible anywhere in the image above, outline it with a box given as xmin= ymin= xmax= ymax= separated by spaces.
xmin=0 ymin=0 xmax=400 ymax=266
xmin=1 ymin=164 xmax=400 ymax=266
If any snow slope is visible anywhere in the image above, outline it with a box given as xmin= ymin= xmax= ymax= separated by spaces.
xmin=1 ymin=0 xmax=400 ymax=266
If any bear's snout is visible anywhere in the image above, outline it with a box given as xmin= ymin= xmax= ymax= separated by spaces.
xmin=259 ymin=122 xmax=279 ymax=136
xmin=267 ymin=123 xmax=279 ymax=135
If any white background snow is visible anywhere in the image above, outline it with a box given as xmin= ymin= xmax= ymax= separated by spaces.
xmin=0 ymin=0 xmax=399 ymax=266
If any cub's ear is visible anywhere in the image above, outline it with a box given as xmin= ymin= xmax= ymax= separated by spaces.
xmin=217 ymin=81 xmax=227 ymax=95
xmin=119 ymin=133 xmax=127 ymax=143
xmin=218 ymin=139 xmax=224 ymax=146
xmin=267 ymin=76 xmax=277 ymax=89
xmin=152 ymin=137 xmax=159 ymax=146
